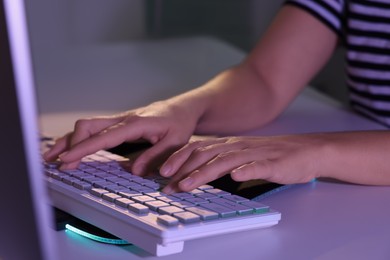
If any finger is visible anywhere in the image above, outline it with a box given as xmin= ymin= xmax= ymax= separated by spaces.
xmin=59 ymin=120 xmax=149 ymax=163
xmin=165 ymin=139 xmax=249 ymax=186
xmin=44 ymin=115 xmax=124 ymax=161
xmin=131 ymin=135 xmax=187 ymax=176
xmin=69 ymin=116 xmax=124 ymax=148
xmin=231 ymin=161 xmax=263 ymax=182
xmin=159 ymin=139 xmax=226 ymax=177
xmin=59 ymin=160 xmax=82 ymax=171
xmin=231 ymin=160 xmax=278 ymax=183
xmin=43 ymin=133 xmax=72 ymax=161
xmin=165 ymin=149 xmax=252 ymax=193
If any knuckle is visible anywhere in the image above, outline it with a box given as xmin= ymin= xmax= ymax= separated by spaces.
xmin=74 ymin=118 xmax=91 ymax=130
xmin=188 ymin=140 xmax=204 ymax=148
xmin=215 ymin=151 xmax=233 ymax=162
xmin=193 ymin=146 xmax=207 ymax=154
xmin=226 ymin=137 xmax=239 ymax=143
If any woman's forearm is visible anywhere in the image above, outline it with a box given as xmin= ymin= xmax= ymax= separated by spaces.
xmin=319 ymin=131 xmax=390 ymax=185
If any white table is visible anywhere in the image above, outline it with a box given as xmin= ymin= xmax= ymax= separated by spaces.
xmin=42 ymin=87 xmax=390 ymax=260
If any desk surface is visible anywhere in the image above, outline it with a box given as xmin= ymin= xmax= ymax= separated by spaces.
xmin=42 ymin=88 xmax=390 ymax=260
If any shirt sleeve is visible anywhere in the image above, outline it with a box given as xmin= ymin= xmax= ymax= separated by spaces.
xmin=284 ymin=0 xmax=345 ymax=36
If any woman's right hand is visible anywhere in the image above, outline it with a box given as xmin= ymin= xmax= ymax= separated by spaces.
xmin=43 ymin=100 xmax=198 ymax=175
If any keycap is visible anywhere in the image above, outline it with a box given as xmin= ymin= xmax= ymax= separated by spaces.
xmin=170 ymin=201 xmax=195 ymax=209
xmin=93 ymin=181 xmax=113 ymax=189
xmin=157 ymin=195 xmax=181 ymax=203
xmin=173 ymin=212 xmax=201 ymax=224
xmin=132 ymin=195 xmax=155 ymax=204
xmin=157 ymin=215 xmax=179 ymax=227
xmin=210 ymin=198 xmax=253 ymax=215
xmin=119 ymin=190 xmax=142 ymax=198
xmin=145 ymin=200 xmax=170 ymax=211
xmin=128 ymin=203 xmax=149 ymax=215
xmin=89 ymin=188 xmax=109 ymax=197
xmin=223 ymin=195 xmax=249 ymax=203
xmin=201 ymin=203 xmax=236 ymax=218
xmin=185 ymin=207 xmax=219 ymax=220
xmin=195 ymin=193 xmax=218 ymax=200
xmin=105 ymin=185 xmax=128 ymax=194
xmin=171 ymin=192 xmax=194 ymax=199
xmin=102 ymin=193 xmax=122 ymax=203
xmin=184 ymin=197 xmax=209 ymax=205
xmin=204 ymin=188 xmax=230 ymax=197
xmin=72 ymin=181 xmax=92 ymax=190
xmin=159 ymin=206 xmax=184 ymax=215
xmin=197 ymin=185 xmax=213 ymax=190
xmin=115 ymin=198 xmax=134 ymax=208
xmin=240 ymin=201 xmax=269 ymax=214
xmin=62 ymin=176 xmax=78 ymax=185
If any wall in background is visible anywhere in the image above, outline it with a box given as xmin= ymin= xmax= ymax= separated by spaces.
xmin=147 ymin=0 xmax=347 ymax=103
xmin=25 ymin=0 xmax=348 ymax=108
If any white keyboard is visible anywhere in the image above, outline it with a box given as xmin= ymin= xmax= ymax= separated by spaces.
xmin=43 ymin=148 xmax=281 ymax=256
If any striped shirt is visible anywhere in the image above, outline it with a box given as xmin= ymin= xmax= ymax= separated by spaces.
xmin=286 ymin=0 xmax=390 ymax=127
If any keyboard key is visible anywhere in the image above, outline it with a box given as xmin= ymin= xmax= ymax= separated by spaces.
xmin=173 ymin=212 xmax=201 ymax=224
xmin=133 ymin=178 xmax=156 ymax=186
xmin=114 ymin=198 xmax=134 ymax=208
xmin=210 ymin=198 xmax=253 ymax=215
xmin=132 ymin=195 xmax=155 ymax=204
xmin=185 ymin=207 xmax=219 ymax=220
xmin=122 ymin=182 xmax=143 ymax=190
xmin=240 ymin=201 xmax=269 ymax=214
xmin=128 ymin=203 xmax=149 ymax=215
xmin=89 ymin=188 xmax=109 ymax=197
xmin=157 ymin=195 xmax=181 ymax=203
xmin=133 ymin=187 xmax=156 ymax=193
xmin=195 ymin=192 xmax=218 ymax=200
xmin=223 ymin=195 xmax=249 ymax=203
xmin=81 ymin=176 xmax=102 ymax=184
xmin=159 ymin=206 xmax=184 ymax=215
xmin=197 ymin=185 xmax=213 ymax=190
xmin=119 ymin=190 xmax=143 ymax=199
xmin=72 ymin=181 xmax=92 ymax=190
xmin=94 ymin=172 xmax=113 ymax=179
xmin=50 ymin=171 xmax=68 ymax=181
xmin=102 ymin=193 xmax=122 ymax=203
xmin=105 ymin=176 xmax=127 ymax=184
xmin=184 ymin=197 xmax=209 ymax=205
xmin=70 ymin=172 xmax=91 ymax=180
xmin=62 ymin=176 xmax=78 ymax=185
xmin=105 ymin=185 xmax=128 ymax=194
xmin=171 ymin=192 xmax=194 ymax=199
xmin=144 ymin=191 xmax=166 ymax=198
xmin=204 ymin=188 xmax=230 ymax=197
xmin=142 ymin=182 xmax=160 ymax=190
xmin=188 ymin=189 xmax=204 ymax=195
xmin=93 ymin=181 xmax=113 ymax=189
xmin=144 ymin=200 xmax=170 ymax=211
xmin=157 ymin=215 xmax=179 ymax=227
xmin=201 ymin=203 xmax=236 ymax=218
xmin=170 ymin=201 xmax=195 ymax=209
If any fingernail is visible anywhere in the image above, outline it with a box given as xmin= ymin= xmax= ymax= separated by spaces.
xmin=59 ymin=163 xmax=70 ymax=170
xmin=179 ymin=176 xmax=194 ymax=189
xmin=162 ymin=186 xmax=173 ymax=195
xmin=58 ymin=151 xmax=68 ymax=161
xmin=160 ymin=165 xmax=172 ymax=177
xmin=134 ymin=162 xmax=145 ymax=175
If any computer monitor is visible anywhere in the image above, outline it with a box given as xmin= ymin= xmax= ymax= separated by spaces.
xmin=0 ymin=0 xmax=57 ymax=259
